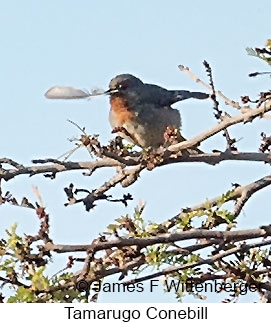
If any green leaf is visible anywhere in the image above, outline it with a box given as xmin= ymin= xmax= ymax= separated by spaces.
xmin=30 ymin=267 xmax=50 ymax=290
xmin=8 ymin=287 xmax=35 ymax=303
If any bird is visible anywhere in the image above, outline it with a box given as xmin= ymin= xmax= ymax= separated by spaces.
xmin=45 ymin=73 xmax=209 ymax=151
xmin=105 ymin=74 xmax=209 ymax=150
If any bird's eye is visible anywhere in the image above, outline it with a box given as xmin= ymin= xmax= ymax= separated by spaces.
xmin=117 ymin=83 xmax=127 ymax=90
xmin=117 ymin=80 xmax=129 ymax=90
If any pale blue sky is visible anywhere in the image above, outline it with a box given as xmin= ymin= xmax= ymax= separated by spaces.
xmin=1 ymin=1 xmax=271 ymax=302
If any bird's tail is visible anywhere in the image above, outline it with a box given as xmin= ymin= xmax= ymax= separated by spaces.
xmin=172 ymin=90 xmax=210 ymax=103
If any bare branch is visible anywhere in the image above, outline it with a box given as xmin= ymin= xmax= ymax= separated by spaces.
xmin=0 ymin=158 xmax=125 ymax=181
xmin=0 ymin=158 xmax=25 ymax=170
xmin=44 ymin=225 xmax=271 ymax=254
xmin=178 ymin=64 xmax=245 ymax=111
xmin=167 ymin=98 xmax=271 ymax=152
xmin=161 ymin=151 xmax=271 ymax=166
xmin=82 ymin=164 xmax=144 ymax=210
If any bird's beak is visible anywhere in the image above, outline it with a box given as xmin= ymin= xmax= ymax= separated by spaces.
xmin=104 ymin=88 xmax=119 ymax=95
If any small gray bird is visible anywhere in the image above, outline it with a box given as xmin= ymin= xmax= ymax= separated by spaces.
xmin=107 ymin=74 xmax=209 ymax=148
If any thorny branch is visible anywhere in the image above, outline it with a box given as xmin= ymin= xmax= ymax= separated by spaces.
xmin=122 ymin=238 xmax=271 ymax=289
xmin=178 ymin=64 xmax=246 ymax=112
xmin=203 ymin=60 xmax=237 ymax=151
xmin=165 ymin=174 xmax=271 ymax=228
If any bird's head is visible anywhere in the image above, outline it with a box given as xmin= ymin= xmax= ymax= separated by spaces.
xmin=106 ymin=74 xmax=144 ymax=95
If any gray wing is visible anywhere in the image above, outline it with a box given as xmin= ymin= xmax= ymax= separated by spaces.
xmin=138 ymin=84 xmax=209 ymax=107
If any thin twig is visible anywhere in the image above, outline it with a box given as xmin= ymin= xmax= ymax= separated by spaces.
xmin=178 ymin=64 xmax=244 ymax=111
